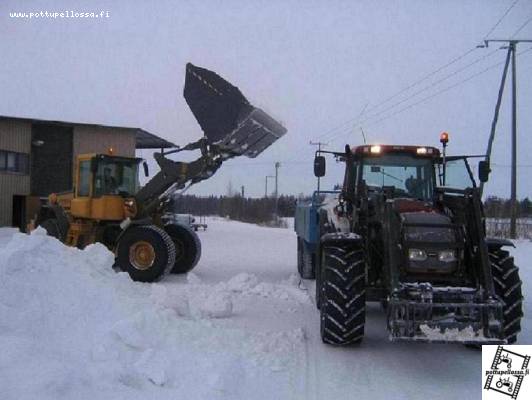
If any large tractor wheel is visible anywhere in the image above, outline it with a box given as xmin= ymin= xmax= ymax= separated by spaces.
xmin=116 ymin=225 xmax=175 ymax=282
xmin=319 ymin=242 xmax=366 ymax=345
xmin=490 ymin=248 xmax=523 ymax=344
xmin=164 ymin=224 xmax=201 ymax=274
xmin=40 ymin=218 xmax=63 ymax=241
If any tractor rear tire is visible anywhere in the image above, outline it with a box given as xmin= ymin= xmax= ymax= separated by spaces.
xmin=40 ymin=218 xmax=63 ymax=241
xmin=164 ymin=224 xmax=201 ymax=274
xmin=116 ymin=225 xmax=175 ymax=282
xmin=319 ymin=243 xmax=366 ymax=345
xmin=490 ymin=248 xmax=523 ymax=344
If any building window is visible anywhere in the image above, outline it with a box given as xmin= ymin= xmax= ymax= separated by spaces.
xmin=0 ymin=150 xmax=29 ymax=174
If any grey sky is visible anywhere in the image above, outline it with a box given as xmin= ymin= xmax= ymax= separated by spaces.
xmin=1 ymin=0 xmax=531 ymax=198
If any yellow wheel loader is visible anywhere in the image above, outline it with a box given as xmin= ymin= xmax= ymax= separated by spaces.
xmin=35 ymin=63 xmax=287 ymax=282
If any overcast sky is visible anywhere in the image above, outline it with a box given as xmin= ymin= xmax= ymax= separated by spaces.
xmin=1 ymin=0 xmax=531 ymax=198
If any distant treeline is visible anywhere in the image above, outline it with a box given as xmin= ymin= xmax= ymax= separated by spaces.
xmin=484 ymin=196 xmax=532 ymax=218
xmin=169 ymin=194 xmax=532 ymax=224
xmin=169 ymin=195 xmax=310 ymax=225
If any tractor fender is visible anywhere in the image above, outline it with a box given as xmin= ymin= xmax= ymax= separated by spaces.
xmin=114 ymin=218 xmax=154 ymax=249
xmin=486 ymin=237 xmax=515 ymax=251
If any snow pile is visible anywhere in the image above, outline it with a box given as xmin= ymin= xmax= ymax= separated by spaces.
xmin=0 ymin=228 xmax=307 ymax=399
xmin=419 ymin=324 xmax=486 ymax=342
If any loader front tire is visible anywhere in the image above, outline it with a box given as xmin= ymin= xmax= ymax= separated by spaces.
xmin=117 ymin=225 xmax=175 ymax=282
xmin=490 ymin=248 xmax=523 ymax=344
xmin=319 ymin=243 xmax=366 ymax=346
xmin=164 ymin=224 xmax=201 ymax=274
xmin=40 ymin=218 xmax=63 ymax=241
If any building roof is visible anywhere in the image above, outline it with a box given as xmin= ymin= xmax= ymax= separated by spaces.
xmin=0 ymin=115 xmax=176 ymax=149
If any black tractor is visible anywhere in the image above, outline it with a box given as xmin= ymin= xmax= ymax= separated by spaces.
xmin=296 ymin=138 xmax=523 ymax=345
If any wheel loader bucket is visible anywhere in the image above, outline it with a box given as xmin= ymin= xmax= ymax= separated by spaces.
xmin=183 ymin=63 xmax=287 ymax=158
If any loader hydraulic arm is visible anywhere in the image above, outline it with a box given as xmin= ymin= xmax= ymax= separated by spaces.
xmin=134 ymin=138 xmax=233 ymax=218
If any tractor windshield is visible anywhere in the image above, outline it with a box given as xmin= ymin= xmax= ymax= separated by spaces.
xmin=360 ymin=155 xmax=435 ymax=201
xmin=94 ymin=157 xmax=140 ymax=197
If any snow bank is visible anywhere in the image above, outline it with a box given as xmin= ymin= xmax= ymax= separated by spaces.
xmin=0 ymin=228 xmax=307 ymax=400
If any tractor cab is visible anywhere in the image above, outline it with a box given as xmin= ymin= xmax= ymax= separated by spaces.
xmin=70 ymin=153 xmax=143 ymax=221
xmin=350 ymin=144 xmax=441 ymax=201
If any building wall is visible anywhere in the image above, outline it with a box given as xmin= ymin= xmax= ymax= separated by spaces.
xmin=0 ymin=119 xmax=31 ymax=226
xmin=73 ymin=126 xmax=136 ymax=159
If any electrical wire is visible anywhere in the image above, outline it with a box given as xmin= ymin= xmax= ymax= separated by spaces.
xmin=511 ymin=14 xmax=532 ymax=38
xmin=328 ymin=46 xmax=532 ymax=143
xmin=314 ymin=0 xmax=521 ymax=143
xmin=484 ymin=0 xmax=520 ymax=39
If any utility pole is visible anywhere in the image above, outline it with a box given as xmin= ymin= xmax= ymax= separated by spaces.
xmin=310 ymin=141 xmax=327 ymax=191
xmin=481 ymin=39 xmax=532 ymax=238
xmin=241 ymin=185 xmax=245 ymax=198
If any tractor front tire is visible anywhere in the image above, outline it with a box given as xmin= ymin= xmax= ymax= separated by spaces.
xmin=490 ymin=248 xmax=523 ymax=344
xmin=164 ymin=224 xmax=202 ymax=274
xmin=319 ymin=243 xmax=366 ymax=345
xmin=117 ymin=225 xmax=175 ymax=282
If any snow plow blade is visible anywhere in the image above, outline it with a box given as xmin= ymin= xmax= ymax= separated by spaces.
xmin=183 ymin=62 xmax=287 ymax=158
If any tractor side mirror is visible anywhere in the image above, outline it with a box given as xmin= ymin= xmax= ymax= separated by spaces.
xmin=314 ymin=155 xmax=326 ymax=177
xmin=142 ymin=161 xmax=149 ymax=177
xmin=478 ymin=160 xmax=491 ymax=183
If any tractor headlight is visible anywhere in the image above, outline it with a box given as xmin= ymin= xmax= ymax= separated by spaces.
xmin=438 ymin=250 xmax=456 ymax=262
xmin=408 ymin=249 xmax=427 ymax=261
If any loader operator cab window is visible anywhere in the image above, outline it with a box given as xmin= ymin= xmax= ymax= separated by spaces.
xmin=93 ymin=158 xmax=140 ymax=197
xmin=359 ymin=155 xmax=435 ymax=201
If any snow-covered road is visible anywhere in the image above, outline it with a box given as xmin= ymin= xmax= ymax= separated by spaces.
xmin=0 ymin=218 xmax=530 ymax=399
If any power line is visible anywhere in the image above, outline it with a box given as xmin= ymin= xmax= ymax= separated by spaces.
xmin=316 ymin=47 xmax=478 ymax=142
xmin=512 ymin=14 xmax=532 ymax=38
xmin=328 ymin=47 xmax=532 ymax=142
xmin=324 ymin=48 xmax=500 ymax=143
xmin=484 ymin=0 xmax=520 ymax=39
xmin=314 ymin=0 xmax=520 ymax=143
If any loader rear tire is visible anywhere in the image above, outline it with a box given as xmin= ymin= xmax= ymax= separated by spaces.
xmin=164 ymin=224 xmax=201 ymax=274
xmin=490 ymin=248 xmax=523 ymax=344
xmin=40 ymin=218 xmax=63 ymax=241
xmin=319 ymin=243 xmax=366 ymax=345
xmin=117 ymin=225 xmax=175 ymax=282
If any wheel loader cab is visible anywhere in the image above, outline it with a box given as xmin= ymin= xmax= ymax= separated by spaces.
xmin=70 ymin=154 xmax=141 ymax=221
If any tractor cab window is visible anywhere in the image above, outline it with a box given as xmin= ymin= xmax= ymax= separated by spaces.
xmin=94 ymin=159 xmax=139 ymax=197
xmin=438 ymin=158 xmax=476 ymax=190
xmin=360 ymin=155 xmax=435 ymax=201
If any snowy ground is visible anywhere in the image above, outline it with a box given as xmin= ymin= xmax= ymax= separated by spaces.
xmin=0 ymin=218 xmax=530 ymax=400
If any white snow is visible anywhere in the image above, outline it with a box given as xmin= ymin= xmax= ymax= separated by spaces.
xmin=419 ymin=325 xmax=486 ymax=342
xmin=0 ymin=219 xmax=531 ymax=400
